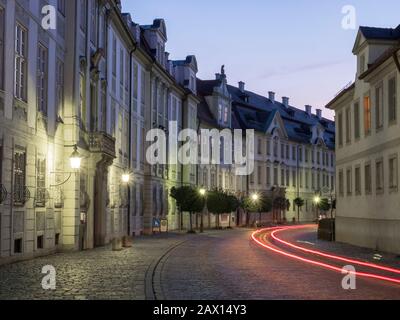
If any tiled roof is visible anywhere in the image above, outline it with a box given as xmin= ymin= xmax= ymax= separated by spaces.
xmin=359 ymin=25 xmax=400 ymax=40
xmin=197 ymin=79 xmax=335 ymax=150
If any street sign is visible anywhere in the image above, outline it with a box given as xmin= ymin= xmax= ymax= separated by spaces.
xmin=152 ymin=218 xmax=161 ymax=233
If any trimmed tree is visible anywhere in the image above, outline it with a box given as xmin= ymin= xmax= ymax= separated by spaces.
xmin=318 ymin=198 xmax=330 ymax=213
xmin=273 ymin=197 xmax=289 ymax=223
xmin=170 ymin=186 xmax=204 ymax=233
xmin=242 ymin=194 xmax=272 ymax=226
xmin=294 ymin=197 xmax=305 ymax=223
xmin=207 ymin=189 xmax=238 ymax=229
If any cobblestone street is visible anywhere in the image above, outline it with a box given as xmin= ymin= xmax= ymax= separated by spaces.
xmin=1 ymin=228 xmax=400 ymax=300
xmin=0 ymin=234 xmax=185 ymax=300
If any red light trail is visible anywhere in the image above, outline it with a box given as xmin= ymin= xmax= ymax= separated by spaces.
xmin=270 ymin=227 xmax=400 ymax=275
xmin=251 ymin=226 xmax=400 ymax=286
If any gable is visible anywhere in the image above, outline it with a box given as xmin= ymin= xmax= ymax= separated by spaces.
xmin=352 ymin=30 xmax=367 ymax=54
xmin=267 ymin=112 xmax=288 ymax=139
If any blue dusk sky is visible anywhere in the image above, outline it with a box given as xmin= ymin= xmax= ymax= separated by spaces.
xmin=122 ymin=0 xmax=400 ymax=120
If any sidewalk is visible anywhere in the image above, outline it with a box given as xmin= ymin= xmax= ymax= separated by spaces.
xmin=285 ymin=226 xmax=400 ymax=269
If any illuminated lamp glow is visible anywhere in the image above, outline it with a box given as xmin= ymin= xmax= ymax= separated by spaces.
xmin=122 ymin=173 xmax=131 ymax=184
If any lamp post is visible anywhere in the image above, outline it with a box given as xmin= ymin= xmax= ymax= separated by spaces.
xmin=121 ymin=171 xmax=133 ymax=248
xmin=251 ymin=193 xmax=261 ymax=227
xmin=199 ymin=188 xmax=207 ymax=233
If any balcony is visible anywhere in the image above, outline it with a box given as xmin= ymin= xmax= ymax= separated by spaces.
xmin=89 ymin=132 xmax=116 ymax=159
xmin=13 ymin=185 xmax=30 ymax=207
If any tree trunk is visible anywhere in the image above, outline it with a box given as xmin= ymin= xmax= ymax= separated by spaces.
xmin=297 ymin=206 xmax=300 ymax=223
xmin=189 ymin=212 xmax=193 ymax=232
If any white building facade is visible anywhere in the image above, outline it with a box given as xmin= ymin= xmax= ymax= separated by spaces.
xmin=0 ymin=0 xmax=200 ymax=264
xmin=327 ymin=25 xmax=400 ymax=254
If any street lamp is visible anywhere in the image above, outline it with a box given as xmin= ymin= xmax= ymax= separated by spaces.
xmin=121 ymin=171 xmax=133 ymax=247
xmin=50 ymin=145 xmax=82 ymax=189
xmin=199 ymin=188 xmax=207 ymax=233
xmin=251 ymin=193 xmax=262 ymax=227
xmin=122 ymin=172 xmax=131 ymax=184
xmin=314 ymin=195 xmax=321 ymax=221
xmin=69 ymin=145 xmax=82 ymax=170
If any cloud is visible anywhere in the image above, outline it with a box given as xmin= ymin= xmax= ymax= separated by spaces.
xmin=257 ymin=59 xmax=349 ymax=80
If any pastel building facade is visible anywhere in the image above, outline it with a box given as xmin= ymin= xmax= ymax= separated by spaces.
xmin=327 ymin=25 xmax=400 ymax=254
xmin=198 ymin=71 xmax=336 ymax=224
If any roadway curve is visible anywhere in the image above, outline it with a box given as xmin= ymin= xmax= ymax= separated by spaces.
xmin=160 ymin=227 xmax=400 ymax=300
xmin=252 ymin=225 xmax=400 ymax=286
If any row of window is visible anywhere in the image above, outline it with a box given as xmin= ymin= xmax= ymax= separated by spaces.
xmin=250 ymin=166 xmax=334 ymax=191
xmin=200 ymin=170 xmax=240 ymax=191
xmin=13 ymin=21 xmax=65 ymax=117
xmin=338 ymin=155 xmax=398 ymax=197
xmin=257 ymin=138 xmax=334 ymax=167
xmin=151 ymin=79 xmax=183 ymax=129
xmin=338 ymin=75 xmax=397 ymax=146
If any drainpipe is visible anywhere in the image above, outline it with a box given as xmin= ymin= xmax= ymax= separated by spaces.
xmin=127 ymin=44 xmax=137 ymax=237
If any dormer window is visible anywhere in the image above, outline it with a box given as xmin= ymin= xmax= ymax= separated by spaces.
xmin=224 ymin=106 xmax=229 ymax=123
xmin=218 ymin=104 xmax=223 ymax=122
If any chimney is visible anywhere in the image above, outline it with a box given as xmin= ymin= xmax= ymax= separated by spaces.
xmin=305 ymin=105 xmax=312 ymax=116
xmin=239 ymin=81 xmax=245 ymax=93
xmin=316 ymin=109 xmax=322 ymax=119
xmin=215 ymin=73 xmax=221 ymax=80
xmin=268 ymin=91 xmax=275 ymax=103
xmin=282 ymin=96 xmax=289 ymax=108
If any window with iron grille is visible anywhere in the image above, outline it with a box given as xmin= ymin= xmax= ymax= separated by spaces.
xmin=36 ymin=158 xmax=46 ymax=207
xmin=14 ymin=149 xmax=26 ymax=206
